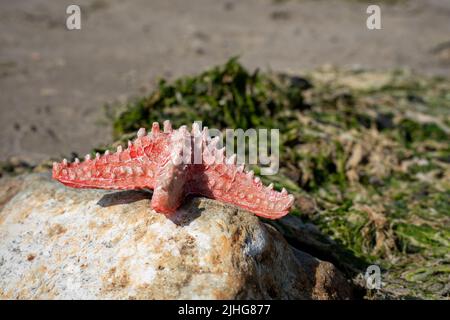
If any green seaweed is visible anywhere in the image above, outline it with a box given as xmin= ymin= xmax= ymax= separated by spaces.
xmin=112 ymin=57 xmax=307 ymax=138
xmin=92 ymin=59 xmax=450 ymax=299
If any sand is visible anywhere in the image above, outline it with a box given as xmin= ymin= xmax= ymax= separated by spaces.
xmin=1 ymin=0 xmax=449 ymax=163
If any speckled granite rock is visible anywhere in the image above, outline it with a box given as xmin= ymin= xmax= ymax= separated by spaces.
xmin=0 ymin=173 xmax=353 ymax=299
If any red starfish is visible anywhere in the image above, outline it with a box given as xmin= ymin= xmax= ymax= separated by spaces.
xmin=52 ymin=121 xmax=294 ymax=219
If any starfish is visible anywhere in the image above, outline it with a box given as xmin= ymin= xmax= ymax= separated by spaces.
xmin=52 ymin=121 xmax=294 ymax=219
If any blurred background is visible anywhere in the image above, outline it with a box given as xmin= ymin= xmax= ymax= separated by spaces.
xmin=1 ymin=0 xmax=449 ymax=163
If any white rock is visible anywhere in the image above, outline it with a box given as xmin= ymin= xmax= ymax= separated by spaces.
xmin=0 ymin=174 xmax=353 ymax=299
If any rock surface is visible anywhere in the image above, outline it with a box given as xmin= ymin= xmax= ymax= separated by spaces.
xmin=0 ymin=173 xmax=353 ymax=299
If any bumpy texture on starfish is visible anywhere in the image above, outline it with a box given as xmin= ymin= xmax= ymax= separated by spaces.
xmin=52 ymin=121 xmax=294 ymax=219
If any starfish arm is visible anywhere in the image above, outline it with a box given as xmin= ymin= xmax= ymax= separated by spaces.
xmin=52 ymin=152 xmax=156 ymax=191
xmin=150 ymin=125 xmax=191 ymax=214
xmin=52 ymin=128 xmax=165 ymax=190
xmin=151 ymin=158 xmax=188 ymax=214
xmin=189 ymin=163 xmax=294 ymax=220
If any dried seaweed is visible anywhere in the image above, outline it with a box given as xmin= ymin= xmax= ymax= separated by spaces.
xmin=111 ymin=60 xmax=449 ymax=299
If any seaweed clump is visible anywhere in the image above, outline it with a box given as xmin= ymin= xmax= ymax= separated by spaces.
xmin=109 ymin=60 xmax=450 ymax=299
